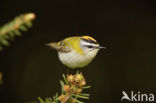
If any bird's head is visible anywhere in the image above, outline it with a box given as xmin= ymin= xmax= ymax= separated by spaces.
xmin=79 ymin=36 xmax=105 ymax=57
xmin=47 ymin=35 xmax=105 ymax=56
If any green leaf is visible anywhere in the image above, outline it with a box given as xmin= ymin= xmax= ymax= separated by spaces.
xmin=45 ymin=97 xmax=52 ymax=103
xmin=76 ymin=70 xmax=79 ymax=74
xmin=19 ymin=25 xmax=28 ymax=31
xmin=54 ymin=93 xmax=59 ymax=103
xmin=70 ymin=97 xmax=85 ymax=103
xmin=81 ymin=85 xmax=91 ymax=89
xmin=2 ymin=34 xmax=9 ymax=39
xmin=0 ymin=39 xmax=10 ymax=46
xmin=25 ymin=21 xmax=32 ymax=27
xmin=80 ymin=93 xmax=90 ymax=96
xmin=8 ymin=32 xmax=15 ymax=37
xmin=71 ymin=94 xmax=89 ymax=99
xmin=60 ymin=80 xmax=64 ymax=94
xmin=38 ymin=97 xmax=45 ymax=103
xmin=13 ymin=30 xmax=21 ymax=36
xmin=62 ymin=74 xmax=68 ymax=85
xmin=8 ymin=32 xmax=15 ymax=40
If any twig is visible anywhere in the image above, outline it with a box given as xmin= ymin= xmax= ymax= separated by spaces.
xmin=0 ymin=13 xmax=35 ymax=51
xmin=38 ymin=72 xmax=91 ymax=103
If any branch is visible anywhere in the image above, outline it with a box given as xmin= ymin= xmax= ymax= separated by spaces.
xmin=0 ymin=13 xmax=35 ymax=51
xmin=38 ymin=72 xmax=91 ymax=103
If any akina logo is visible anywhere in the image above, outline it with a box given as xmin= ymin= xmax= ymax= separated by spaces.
xmin=121 ymin=91 xmax=155 ymax=102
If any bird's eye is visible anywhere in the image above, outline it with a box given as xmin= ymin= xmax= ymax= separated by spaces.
xmin=87 ymin=45 xmax=93 ymax=49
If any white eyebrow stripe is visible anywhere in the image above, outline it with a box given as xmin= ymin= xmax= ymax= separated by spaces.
xmin=81 ymin=40 xmax=98 ymax=47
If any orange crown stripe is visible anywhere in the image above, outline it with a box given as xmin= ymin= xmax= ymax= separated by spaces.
xmin=81 ymin=36 xmax=97 ymax=42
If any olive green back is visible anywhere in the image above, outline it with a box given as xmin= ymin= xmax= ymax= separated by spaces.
xmin=63 ymin=37 xmax=84 ymax=55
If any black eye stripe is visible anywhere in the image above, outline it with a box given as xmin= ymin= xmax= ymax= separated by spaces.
xmin=87 ymin=45 xmax=93 ymax=48
xmin=81 ymin=38 xmax=98 ymax=44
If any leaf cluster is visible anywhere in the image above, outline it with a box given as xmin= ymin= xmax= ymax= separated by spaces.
xmin=38 ymin=72 xmax=91 ymax=103
xmin=0 ymin=13 xmax=35 ymax=51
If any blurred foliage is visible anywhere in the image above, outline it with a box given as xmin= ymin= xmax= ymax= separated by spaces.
xmin=38 ymin=72 xmax=91 ymax=103
xmin=0 ymin=72 xmax=3 ymax=85
xmin=0 ymin=13 xmax=35 ymax=51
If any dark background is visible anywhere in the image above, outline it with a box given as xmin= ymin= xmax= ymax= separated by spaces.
xmin=0 ymin=0 xmax=156 ymax=103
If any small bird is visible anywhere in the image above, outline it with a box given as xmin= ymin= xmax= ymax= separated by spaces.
xmin=47 ymin=36 xmax=105 ymax=69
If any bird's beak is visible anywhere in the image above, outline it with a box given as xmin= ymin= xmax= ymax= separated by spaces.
xmin=98 ymin=46 xmax=106 ymax=49
xmin=46 ymin=42 xmax=61 ymax=50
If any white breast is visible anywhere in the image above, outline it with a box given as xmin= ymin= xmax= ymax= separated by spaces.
xmin=58 ymin=50 xmax=97 ymax=69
